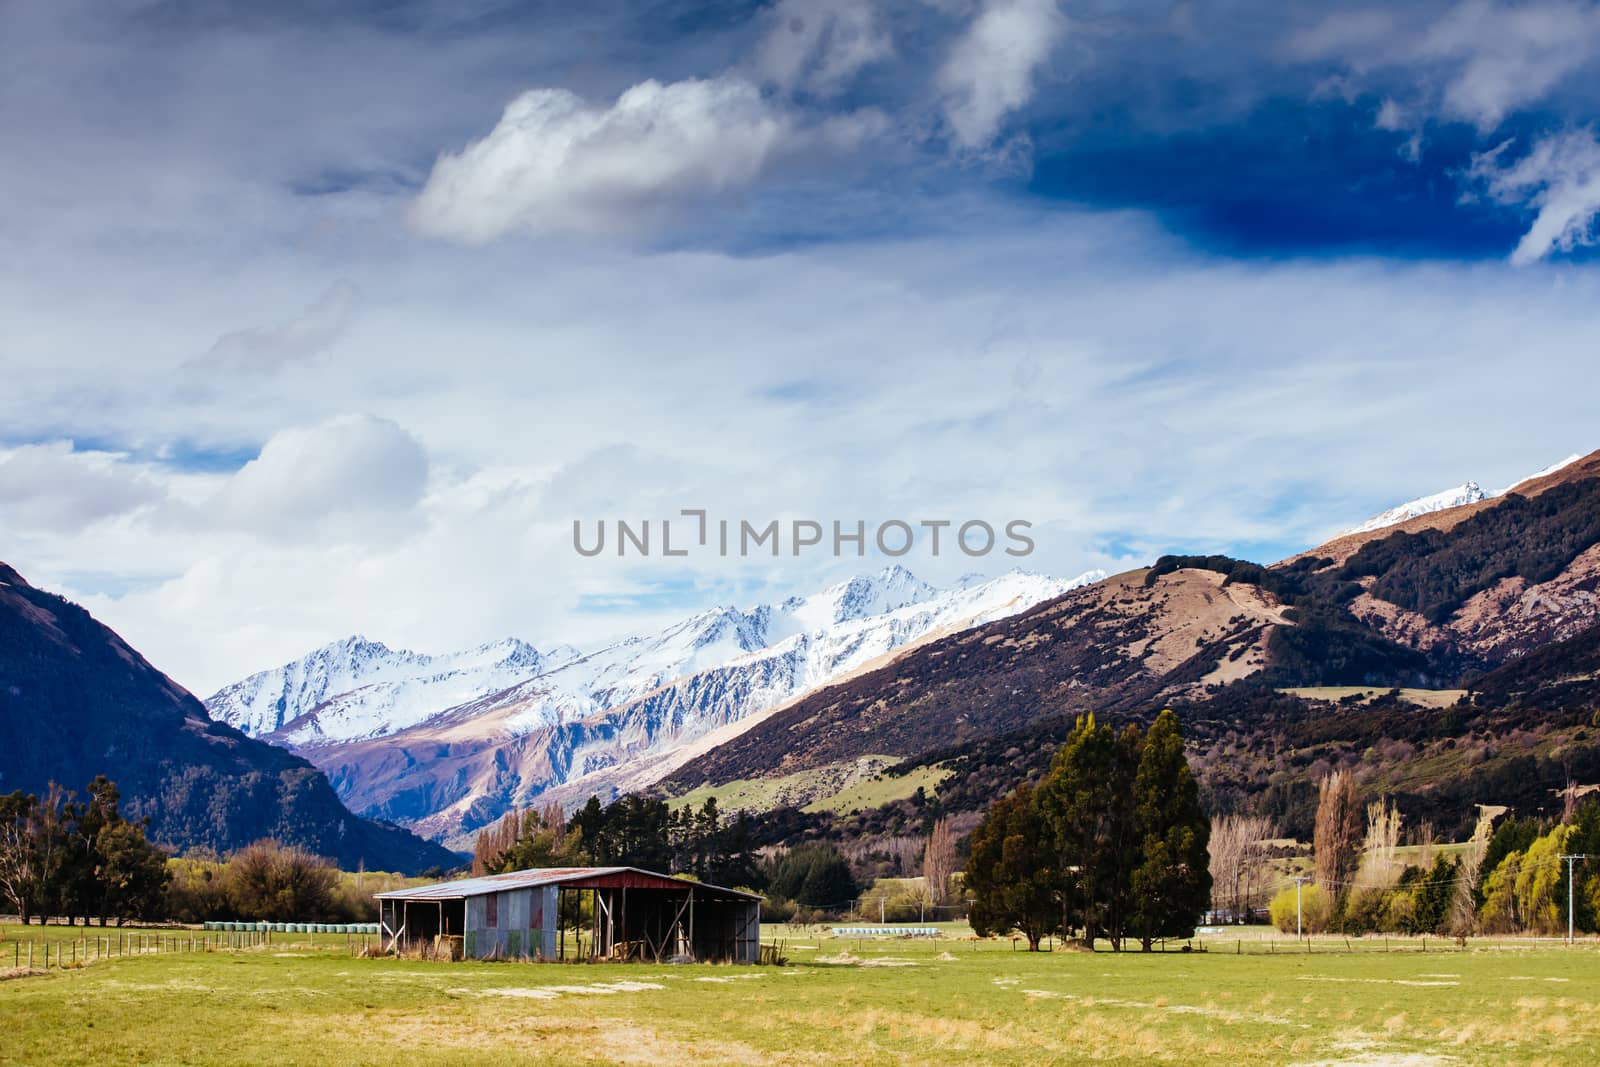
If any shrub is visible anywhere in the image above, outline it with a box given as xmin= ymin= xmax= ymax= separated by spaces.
xmin=1269 ymin=883 xmax=1332 ymax=934
xmin=226 ymin=840 xmax=338 ymax=922
xmin=761 ymin=895 xmax=798 ymax=923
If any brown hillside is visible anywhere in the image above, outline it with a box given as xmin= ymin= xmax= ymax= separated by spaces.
xmin=658 ymin=566 xmax=1293 ymax=789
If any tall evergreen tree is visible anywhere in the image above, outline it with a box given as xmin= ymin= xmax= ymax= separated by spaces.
xmin=1036 ymin=713 xmax=1138 ymax=948
xmin=1127 ymin=710 xmax=1212 ymax=951
xmin=965 ymin=784 xmax=1059 ymax=949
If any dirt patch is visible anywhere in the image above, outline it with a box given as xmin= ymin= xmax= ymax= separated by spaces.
xmin=452 ymin=986 xmax=559 ymax=1000
xmin=1292 ymin=1055 xmax=1456 ymax=1067
xmin=448 ymin=980 xmax=666 ymax=1001
xmin=1296 ymin=976 xmax=1458 ymax=987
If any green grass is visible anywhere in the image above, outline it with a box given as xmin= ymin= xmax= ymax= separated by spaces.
xmin=1277 ymin=686 xmax=1468 ymax=708
xmin=668 ymin=757 xmax=947 ymax=816
xmin=4 ymin=928 xmax=1599 ymax=1064
xmin=802 ymin=764 xmax=951 ymax=815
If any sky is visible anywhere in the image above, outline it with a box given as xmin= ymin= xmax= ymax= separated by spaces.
xmin=3 ymin=0 xmax=1600 ymax=695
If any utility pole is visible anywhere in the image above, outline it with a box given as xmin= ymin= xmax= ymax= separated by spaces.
xmin=1292 ymin=876 xmax=1309 ymax=941
xmin=1559 ymin=855 xmax=1588 ymax=945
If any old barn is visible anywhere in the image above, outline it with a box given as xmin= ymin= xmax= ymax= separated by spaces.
xmin=375 ymin=867 xmax=763 ymax=964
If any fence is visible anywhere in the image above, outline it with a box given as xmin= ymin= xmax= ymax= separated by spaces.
xmin=4 ymin=926 xmax=383 ymax=971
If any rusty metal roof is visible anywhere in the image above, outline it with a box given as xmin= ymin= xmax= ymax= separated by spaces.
xmin=374 ymin=866 xmax=762 ymax=902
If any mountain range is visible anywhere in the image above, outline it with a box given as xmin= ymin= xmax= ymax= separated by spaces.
xmin=0 ymin=562 xmax=455 ymax=873
xmin=205 ymin=566 xmax=1103 ymax=845
xmin=655 ymin=450 xmax=1600 ymax=844
xmin=9 ymin=449 xmax=1596 ymax=870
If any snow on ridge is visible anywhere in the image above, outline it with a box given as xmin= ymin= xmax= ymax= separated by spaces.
xmin=205 ymin=564 xmax=1103 ymax=753
xmin=1338 ymin=450 xmax=1590 ymax=538
xmin=1342 ymin=481 xmax=1487 ymax=536
xmin=204 ymin=633 xmax=555 ymax=741
xmin=1499 ymin=453 xmax=1583 ymax=496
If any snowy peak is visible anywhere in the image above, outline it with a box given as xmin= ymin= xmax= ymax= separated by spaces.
xmin=776 ymin=564 xmax=940 ymax=634
xmin=1340 ymin=453 xmax=1591 ymax=537
xmin=1344 ymin=481 xmax=1487 ymax=536
xmin=204 ymin=633 xmax=560 ymax=741
xmin=206 ymin=562 xmax=1110 ymax=839
xmin=825 ymin=564 xmax=941 ymax=623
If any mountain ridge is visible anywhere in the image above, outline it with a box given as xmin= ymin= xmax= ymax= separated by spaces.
xmin=657 ymin=450 xmax=1600 ymax=823
xmin=208 ymin=566 xmax=1103 ymax=840
xmin=0 ymin=560 xmax=457 ymax=873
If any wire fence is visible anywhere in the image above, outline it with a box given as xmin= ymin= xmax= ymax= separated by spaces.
xmin=2 ymin=928 xmax=381 ymax=972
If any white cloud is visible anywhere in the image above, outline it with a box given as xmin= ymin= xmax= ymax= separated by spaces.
xmin=214 ymin=414 xmax=429 ymax=540
xmin=753 ymin=0 xmax=895 ymax=96
xmin=1291 ymin=1 xmax=1600 ymax=131
xmin=937 ymin=0 xmax=1066 ymax=151
xmin=9 ymin=207 xmax=1600 ymax=695
xmin=1421 ymin=0 xmax=1600 ymax=129
xmin=196 ymin=281 xmax=359 ymax=374
xmin=1471 ymin=129 xmax=1600 ymax=264
xmin=1374 ymin=98 xmax=1409 ymax=131
xmin=409 ymin=77 xmax=884 ymax=241
xmin=0 ymin=441 xmax=163 ymax=532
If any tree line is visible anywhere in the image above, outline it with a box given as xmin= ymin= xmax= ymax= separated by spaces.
xmin=1267 ymin=774 xmax=1600 ymax=937
xmin=165 ymin=840 xmax=413 ymax=924
xmin=472 ymin=794 xmax=763 ymax=892
xmin=0 ymin=778 xmax=169 ymax=925
xmin=964 ymin=709 xmax=1211 ymax=951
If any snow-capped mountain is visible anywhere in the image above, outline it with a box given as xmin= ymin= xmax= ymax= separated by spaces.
xmin=422 ymin=565 xmax=1100 ymax=744
xmin=1343 ymin=481 xmax=1488 ymax=535
xmin=206 ymin=636 xmax=577 ymax=743
xmin=208 ymin=564 xmax=1105 ymax=841
xmin=1342 ymin=454 xmax=1585 ymax=537
xmin=1500 ymin=453 xmax=1583 ymax=495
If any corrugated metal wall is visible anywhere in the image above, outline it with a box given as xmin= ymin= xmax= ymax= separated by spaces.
xmin=463 ymin=886 xmax=559 ymax=960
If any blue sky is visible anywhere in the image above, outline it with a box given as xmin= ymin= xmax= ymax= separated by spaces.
xmin=2 ymin=0 xmax=1599 ymax=691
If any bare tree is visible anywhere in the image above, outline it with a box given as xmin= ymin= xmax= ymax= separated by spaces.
xmin=1313 ymin=770 xmax=1363 ymax=893
xmin=1358 ymin=797 xmax=1402 ymax=889
xmin=923 ymin=817 xmax=957 ymax=906
xmin=472 ymin=809 xmax=524 ymax=875
xmin=1562 ymin=778 xmax=1580 ymax=824
xmin=1415 ymin=819 xmax=1436 ymax=871
xmin=0 ymin=800 xmax=37 ymax=922
xmin=541 ymin=801 xmax=567 ymax=852
xmin=1449 ymin=806 xmax=1497 ymax=937
xmin=1208 ymin=814 xmax=1272 ymax=922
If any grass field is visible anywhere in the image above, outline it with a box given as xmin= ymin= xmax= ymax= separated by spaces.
xmin=668 ymin=757 xmax=949 ymax=816
xmin=3 ymin=924 xmax=1598 ymax=1065
xmin=1276 ymin=687 xmax=1469 ymax=709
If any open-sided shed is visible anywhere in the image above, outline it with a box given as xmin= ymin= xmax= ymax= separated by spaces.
xmin=375 ymin=867 xmax=762 ymax=964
